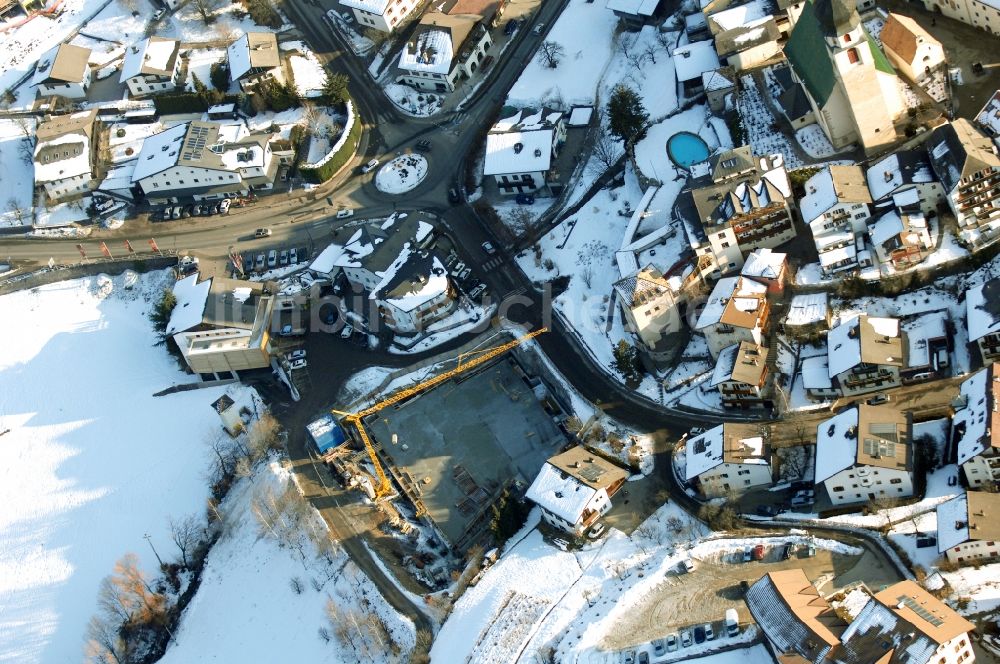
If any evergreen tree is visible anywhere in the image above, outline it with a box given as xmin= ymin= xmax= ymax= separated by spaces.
xmin=607 ymin=84 xmax=649 ymax=147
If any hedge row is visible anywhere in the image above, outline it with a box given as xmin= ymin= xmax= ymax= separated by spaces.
xmin=299 ymin=113 xmax=362 ymax=183
xmin=152 ymin=92 xmax=240 ymax=115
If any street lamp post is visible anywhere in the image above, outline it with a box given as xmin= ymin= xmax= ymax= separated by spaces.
xmin=143 ymin=533 xmax=163 ymax=569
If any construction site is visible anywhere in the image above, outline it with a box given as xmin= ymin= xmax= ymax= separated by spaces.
xmin=315 ymin=330 xmax=572 ymax=552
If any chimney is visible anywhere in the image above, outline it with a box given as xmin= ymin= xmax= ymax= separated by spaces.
xmin=884 ymin=170 xmax=892 ymax=182
xmin=809 ymin=185 xmax=816 ymax=194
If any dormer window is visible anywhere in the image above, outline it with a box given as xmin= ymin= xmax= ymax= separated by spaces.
xmin=843 ymin=34 xmax=851 ymax=42
xmin=847 ymin=48 xmax=859 ymax=64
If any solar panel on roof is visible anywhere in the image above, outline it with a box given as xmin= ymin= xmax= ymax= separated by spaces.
xmin=896 ymin=595 xmax=944 ymax=627
xmin=578 ymin=466 xmax=606 ymax=482
xmin=694 ymin=438 xmax=708 ymax=454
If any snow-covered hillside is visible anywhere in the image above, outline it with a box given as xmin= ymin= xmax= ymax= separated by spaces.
xmin=0 ymin=271 xmax=239 ymax=664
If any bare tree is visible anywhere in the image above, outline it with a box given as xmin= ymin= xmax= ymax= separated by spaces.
xmin=84 ymin=613 xmax=132 ymax=664
xmin=586 ymin=132 xmax=624 ymax=176
xmin=290 ymin=577 xmax=304 ymax=594
xmin=580 ymin=264 xmax=593 ymax=288
xmin=6 ymin=198 xmax=27 ymax=225
xmin=536 ymin=41 xmax=565 ymax=69
xmin=505 ymin=207 xmax=536 ymax=238
xmin=191 ymin=0 xmax=223 ymax=23
xmin=247 ymin=412 xmax=283 ymax=463
xmin=168 ymin=514 xmax=202 ymax=568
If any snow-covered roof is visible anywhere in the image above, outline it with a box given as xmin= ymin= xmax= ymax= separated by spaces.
xmin=702 ymin=69 xmax=733 ymax=92
xmin=695 ymin=276 xmax=737 ymax=329
xmin=741 ymin=248 xmax=785 ymax=280
xmin=869 ymin=210 xmax=904 ymax=249
xmin=671 ymin=40 xmax=720 ymax=83
xmin=686 ymin=424 xmax=724 ymax=479
xmin=33 ymin=110 xmax=97 ymax=185
xmin=709 ymin=0 xmax=769 ymax=31
xmin=398 ymin=18 xmax=456 ymax=75
xmin=815 ymin=407 xmax=859 ymax=483
xmin=606 ymin=0 xmax=659 ymax=15
xmin=130 ymin=123 xmax=188 ymax=182
xmin=786 ymin=293 xmax=828 ymax=326
xmin=901 ymin=310 xmax=947 ymax=369
xmin=98 ymin=161 xmax=138 ymax=194
xmin=370 ymin=245 xmax=450 ymax=312
xmin=800 ymin=165 xmax=871 ymax=224
xmin=483 ymin=129 xmax=553 ymax=175
xmin=340 ymin=0 xmax=392 ymax=15
xmin=525 ymin=462 xmax=599 ymax=524
xmin=818 ymin=244 xmax=857 ymax=270
xmin=801 ymin=355 xmax=832 ymax=390
xmin=309 ymin=242 xmax=347 ymax=275
xmin=954 ymin=367 xmax=997 ymax=465
xmin=685 ymin=423 xmax=767 ymax=479
xmin=32 ymin=43 xmax=91 ymax=85
xmin=695 ymin=276 xmax=767 ymax=330
xmin=866 ymin=149 xmax=937 ymax=201
xmin=936 ymin=493 xmax=969 ymax=553
xmin=166 ymin=274 xmax=212 ymax=335
xmin=567 ymin=106 xmax=594 ymax=127
xmin=967 ymin=278 xmax=1000 ymax=342
xmin=976 ymin=90 xmax=1000 ymax=142
xmin=120 ymin=37 xmax=179 ymax=83
xmin=228 ymin=32 xmax=279 ymax=82
xmin=827 ymin=315 xmax=902 ymax=377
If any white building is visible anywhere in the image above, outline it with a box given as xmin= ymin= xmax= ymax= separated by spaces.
xmin=967 ymin=278 xmax=1000 ymax=364
xmin=340 ymin=0 xmax=420 ymax=32
xmin=868 ymin=208 xmax=934 ymax=271
xmin=120 ymin=36 xmax=181 ymax=97
xmin=694 ymin=275 xmax=769 ymax=360
xmin=953 ymin=365 xmax=1000 ymax=488
xmin=671 ymin=40 xmax=721 ymax=95
xmin=613 ymin=265 xmax=686 ymax=362
xmin=920 ymin=0 xmax=1000 ymax=36
xmin=396 ymin=13 xmax=492 ymax=93
xmin=937 ymin=490 xmax=1000 ymax=565
xmin=878 ymin=13 xmax=945 ymax=85
xmin=711 ymin=341 xmax=772 ymax=409
xmin=865 ymin=148 xmax=944 ymax=216
xmin=786 ymin=292 xmax=830 ymax=330
xmin=708 ymin=2 xmax=781 ymax=71
xmin=814 ymin=405 xmax=913 ymax=506
xmin=132 ymin=121 xmax=286 ymax=203
xmin=32 ymin=43 xmax=91 ymax=99
xmin=801 ymin=354 xmax=839 ymax=400
xmin=483 ymin=108 xmax=566 ymax=196
xmin=33 ymin=110 xmax=98 ymax=201
xmin=976 ymin=90 xmax=1000 ymax=146
xmin=228 ymin=32 xmax=283 ymax=91
xmin=801 ymin=165 xmax=873 ymax=275
xmin=525 ymin=446 xmax=629 ymax=536
xmin=685 ymin=423 xmax=773 ymax=497
xmin=370 ymin=246 xmax=455 ymax=334
xmin=747 ymin=570 xmax=976 ymax=664
xmin=827 ymin=314 xmax=904 ymax=396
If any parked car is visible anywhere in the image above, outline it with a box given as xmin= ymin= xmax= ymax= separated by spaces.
xmin=742 ymin=546 xmax=753 ymax=563
xmin=279 ymin=249 xmax=289 ymax=266
xmin=289 ymin=358 xmax=307 ymax=370
xmin=336 ymin=208 xmax=354 ymax=219
xmin=621 ymin=650 xmax=635 ymax=664
xmin=219 ymin=199 xmax=231 ymax=214
xmin=781 ymin=543 xmax=794 ymax=560
xmin=791 ymin=494 xmax=815 ymax=507
xmin=533 ymin=22 xmax=545 ymax=34
xmin=681 ymin=558 xmax=695 ymax=573
xmin=637 ymin=652 xmax=649 ymax=664
xmin=279 ymin=323 xmax=293 ymax=336
xmin=468 ymin=284 xmax=487 ymax=299
xmin=756 ymin=504 xmax=778 ymax=517
xmin=171 ymin=206 xmax=182 ymax=219
xmin=255 ymin=253 xmax=265 ymax=270
xmin=693 ymin=625 xmax=706 ymax=644
xmin=340 ymin=322 xmax=354 ymax=339
xmin=806 ymin=543 xmax=817 ymax=557
xmin=360 ymin=158 xmax=379 ymax=174
xmin=289 ymin=248 xmax=298 ymax=264
xmin=916 ymin=535 xmax=937 ymax=548
xmin=287 ymin=350 xmax=306 ymax=361
xmin=482 ymin=241 xmax=496 ymax=255
xmin=652 ymin=639 xmax=666 ymax=657
xmin=458 ymin=267 xmax=472 ymax=281
xmin=551 ymin=537 xmax=568 ymax=551
xmin=948 ymin=475 xmax=958 ymax=486
xmin=448 ymin=187 xmax=461 ymax=203
xmin=679 ymin=630 xmax=692 ymax=648
xmin=515 ymin=193 xmax=535 ymax=205
xmin=866 ymin=393 xmax=891 ymax=405
xmin=267 ymin=250 xmax=277 ymax=268
xmin=752 ymin=544 xmax=765 ymax=561
xmin=504 ymin=19 xmax=518 ymax=35
xmin=725 ymin=608 xmax=740 ymax=637
xmin=153 ymin=7 xmax=165 ymax=20
xmin=665 ymin=634 xmax=678 ymax=652
xmin=704 ymin=623 xmax=714 ymax=641
xmin=320 ymin=305 xmax=338 ymax=326
xmin=450 ymin=261 xmax=467 ymax=277
xmin=415 ymin=139 xmax=432 ymax=152
xmin=586 ymin=522 xmax=606 ymax=539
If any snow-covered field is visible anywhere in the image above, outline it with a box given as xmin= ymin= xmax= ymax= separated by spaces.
xmin=0 ymin=118 xmax=34 ymax=227
xmin=375 ymin=154 xmax=428 ymax=194
xmin=158 ymin=460 xmax=415 ymax=663
xmin=382 ymin=83 xmax=444 ymax=117
xmin=0 ymin=270 xmax=243 ymax=664
xmin=184 ymin=47 xmax=227 ymax=92
xmin=159 ymin=1 xmax=290 ymax=43
xmin=281 ymin=41 xmax=325 ymax=98
xmin=505 ymin=0 xmax=620 ymax=107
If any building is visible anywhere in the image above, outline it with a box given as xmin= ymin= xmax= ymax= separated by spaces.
xmin=707 ymin=2 xmax=782 ymax=70
xmin=919 ymin=0 xmax=1000 ymax=35
xmin=786 ymin=292 xmax=831 ymax=331
xmin=33 ymin=110 xmax=98 ymax=201
xmin=801 ymin=165 xmax=873 ymax=275
xmin=694 ymin=275 xmax=770 ymax=360
xmin=740 ymin=247 xmax=787 ymax=294
xmin=879 ymin=13 xmax=945 ymax=85
xmin=868 ymin=208 xmax=934 ymax=271
xmin=671 ymin=40 xmax=721 ymax=96
xmin=370 ymin=245 xmax=455 ymax=334
xmin=747 ymin=570 xmax=976 ymax=664
xmin=120 ymin=37 xmax=182 ymax=97
xmin=483 ymin=108 xmax=566 ymax=196
xmin=340 ymin=0 xmax=420 ymax=32
xmin=865 ymin=147 xmax=944 ymax=216
xmin=613 ymin=265 xmax=686 ymax=362
xmin=526 ymin=446 xmax=629 ymax=536
xmin=899 ymin=309 xmax=949 ymax=383
xmin=711 ymin=341 xmax=772 ymax=409
xmin=801 ymin=354 xmax=840 ymax=400
xmin=953 ymin=365 xmax=1000 ymax=488
xmin=783 ymin=0 xmax=904 ymax=154
xmin=927 ymin=119 xmax=1000 ymax=250
xmin=211 ymin=392 xmax=255 ymax=436
xmin=676 ymin=146 xmax=795 ymax=276
xmin=447 ymin=0 xmax=508 ymax=27
xmin=228 ymin=32 xmax=283 ymax=91
xmin=937 ymin=490 xmax=1000 ymax=564
xmin=396 ymin=13 xmax=492 ymax=93
xmin=967 ymin=277 xmax=1000 ymax=363
xmin=815 ymin=404 xmax=913 ymax=506
xmin=976 ymin=90 xmax=1000 ymax=145
xmin=32 ymin=43 xmax=91 ymax=99
xmin=702 ymin=69 xmax=735 ymax=113
xmin=684 ymin=422 xmax=772 ymax=497
xmin=166 ymin=274 xmax=274 ymax=375
xmin=827 ymin=314 xmax=905 ymax=396
xmin=132 ymin=121 xmax=290 ymax=204
xmin=606 ymin=0 xmax=661 ymax=29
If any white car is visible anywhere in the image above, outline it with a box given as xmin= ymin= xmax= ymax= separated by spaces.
xmin=361 ymin=159 xmax=379 ymax=174
xmin=288 ymin=358 xmax=307 ymax=370
xmin=586 ymin=522 xmax=606 ymax=539
xmin=704 ymin=623 xmax=715 ymax=640
xmin=340 ymin=322 xmax=354 ymax=339
xmin=287 ymin=350 xmax=306 ymax=361
xmin=153 ymin=7 xmax=165 ymax=20
xmin=219 ymin=199 xmax=231 ymax=214
xmin=681 ymin=558 xmax=695 ymax=573
xmin=680 ymin=630 xmax=692 ymax=648
xmin=336 ymin=208 xmax=354 ymax=219
xmin=533 ymin=22 xmax=545 ymax=34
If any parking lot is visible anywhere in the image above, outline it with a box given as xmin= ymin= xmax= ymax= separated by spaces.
xmin=240 ymin=244 xmax=311 ymax=275
xmin=599 ymin=537 xmax=901 ymax=651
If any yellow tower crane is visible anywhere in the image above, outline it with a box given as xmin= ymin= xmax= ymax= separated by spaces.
xmin=333 ymin=328 xmax=548 ymax=500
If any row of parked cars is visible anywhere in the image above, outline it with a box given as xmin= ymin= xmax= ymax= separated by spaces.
xmin=625 ymin=610 xmax=739 ymax=663
xmin=154 ymin=199 xmax=230 ymax=221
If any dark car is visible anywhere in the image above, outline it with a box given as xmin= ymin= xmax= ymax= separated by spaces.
xmin=415 ymin=139 xmax=432 ymax=152
xmin=916 ymin=535 xmax=937 ymax=548
xmin=504 ymin=19 xmax=517 ymax=35
xmin=781 ymin=543 xmax=794 ymax=560
xmin=515 ymin=193 xmax=535 ymax=205
xmin=447 ymin=187 xmax=461 ymax=203
xmin=756 ymin=504 xmax=778 ymax=517
xmin=693 ymin=626 xmax=706 ymax=644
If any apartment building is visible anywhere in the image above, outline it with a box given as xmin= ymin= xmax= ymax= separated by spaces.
xmin=228 ymin=32 xmax=284 ymax=91
xmin=33 ymin=110 xmax=98 ymax=201
xmin=937 ymin=490 xmax=1000 ymax=564
xmin=711 ymin=340 xmax=772 ymax=409
xmin=120 ymin=37 xmax=182 ymax=97
xmin=397 ymin=13 xmax=492 ymax=93
xmin=967 ymin=277 xmax=1000 ymax=363
xmin=953 ymin=365 xmax=1000 ymax=488
xmin=694 ymin=275 xmax=770 ymax=360
xmin=483 ymin=108 xmax=566 ymax=195
xmin=340 ymin=0 xmax=420 ymax=32
xmin=827 ymin=314 xmax=905 ymax=396
xmin=32 ymin=43 xmax=91 ymax=99
xmin=613 ymin=265 xmax=686 ymax=362
xmin=801 ymin=165 xmax=873 ymax=276
xmin=684 ymin=422 xmax=773 ymax=497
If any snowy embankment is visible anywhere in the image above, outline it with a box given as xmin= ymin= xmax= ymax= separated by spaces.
xmin=158 ymin=461 xmax=415 ymax=663
xmin=302 ymin=102 xmax=355 ymax=168
xmin=0 ymin=270 xmax=241 ymax=664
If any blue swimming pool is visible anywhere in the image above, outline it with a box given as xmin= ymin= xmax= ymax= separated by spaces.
xmin=667 ymin=131 xmax=710 ymax=168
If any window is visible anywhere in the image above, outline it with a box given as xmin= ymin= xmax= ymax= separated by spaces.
xmin=890 ymin=478 xmax=902 ymax=484
xmin=847 ymin=48 xmax=860 ymax=64
xmin=843 ymin=33 xmax=851 ymax=42
xmin=721 ymin=242 xmax=730 ymax=248
xmin=833 ymin=486 xmax=845 ymax=492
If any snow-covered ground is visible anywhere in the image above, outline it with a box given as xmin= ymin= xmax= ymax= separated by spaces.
xmin=598 ymin=26 xmax=679 ymax=120
xmin=795 ymin=124 xmax=838 ymax=158
xmin=159 ymin=1 xmax=290 ymax=43
xmin=736 ymin=73 xmax=803 ymax=169
xmin=0 ymin=118 xmax=34 ymax=227
xmin=184 ymin=47 xmax=227 ymax=92
xmin=375 ymin=154 xmax=428 ymax=194
xmin=158 ymin=460 xmax=415 ymax=663
xmin=0 ymin=270 xmax=247 ymax=664
xmin=505 ymin=0 xmax=620 ymax=107
xmin=382 ymin=83 xmax=444 ymax=117
xmin=281 ymin=41 xmax=325 ymax=98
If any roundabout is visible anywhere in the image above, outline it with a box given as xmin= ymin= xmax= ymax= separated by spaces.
xmin=374 ymin=153 xmax=429 ymax=195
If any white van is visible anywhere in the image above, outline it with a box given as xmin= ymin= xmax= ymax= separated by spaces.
xmin=725 ymin=608 xmax=739 ymax=637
